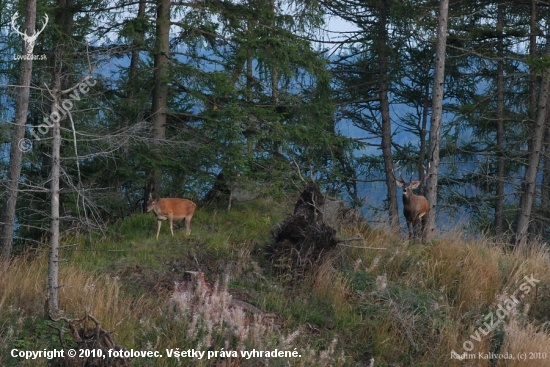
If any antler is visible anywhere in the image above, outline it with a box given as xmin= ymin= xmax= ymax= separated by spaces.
xmin=390 ymin=161 xmax=407 ymax=184
xmin=34 ymin=14 xmax=49 ymax=39
xmin=11 ymin=12 xmax=25 ymax=38
xmin=24 ymin=13 xmax=48 ymax=44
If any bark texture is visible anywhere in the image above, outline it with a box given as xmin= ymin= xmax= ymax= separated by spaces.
xmin=424 ymin=0 xmax=449 ymax=241
xmin=0 ymin=0 xmax=37 ymax=261
xmin=144 ymin=0 xmax=170 ymax=211
xmin=378 ymin=0 xmax=400 ymax=231
xmin=514 ymin=24 xmax=550 ymax=247
xmin=494 ymin=4 xmax=505 ymax=237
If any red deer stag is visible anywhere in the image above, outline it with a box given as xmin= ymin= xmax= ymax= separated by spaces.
xmin=147 ymin=194 xmax=197 ymax=239
xmin=394 ymin=170 xmax=430 ymax=241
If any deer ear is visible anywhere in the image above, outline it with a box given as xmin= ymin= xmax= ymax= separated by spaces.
xmin=409 ymin=181 xmax=421 ymax=189
xmin=395 ymin=180 xmax=403 ymax=187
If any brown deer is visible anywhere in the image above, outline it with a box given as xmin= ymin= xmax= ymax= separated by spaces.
xmin=395 ymin=171 xmax=430 ymax=241
xmin=147 ymin=194 xmax=197 ymax=239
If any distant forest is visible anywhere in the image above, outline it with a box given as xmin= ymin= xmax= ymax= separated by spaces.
xmin=1 ymin=0 xmax=550 ymax=258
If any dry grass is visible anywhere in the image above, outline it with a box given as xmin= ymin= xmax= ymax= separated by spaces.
xmin=496 ymin=321 xmax=550 ymax=367
xmin=339 ymin=224 xmax=550 ymax=365
xmin=430 ymin=238 xmax=549 ymax=356
xmin=2 ymin=208 xmax=550 ymax=366
xmin=310 ymin=256 xmax=352 ymax=316
xmin=417 ymin=236 xmax=550 ymax=314
xmin=56 ymin=267 xmax=158 ymax=345
xmin=0 ymin=255 xmax=160 ymax=360
xmin=0 ymin=255 xmax=47 ymax=317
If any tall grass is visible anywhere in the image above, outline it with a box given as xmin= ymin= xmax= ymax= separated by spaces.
xmin=496 ymin=322 xmax=550 ymax=367
xmin=1 ymin=201 xmax=549 ymax=366
xmin=0 ymin=255 xmax=47 ymax=317
xmin=341 ymin=224 xmax=550 ymax=365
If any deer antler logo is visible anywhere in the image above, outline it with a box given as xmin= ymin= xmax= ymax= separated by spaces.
xmin=11 ymin=12 xmax=49 ymax=55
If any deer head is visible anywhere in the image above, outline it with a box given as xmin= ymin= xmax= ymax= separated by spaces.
xmin=395 ymin=172 xmax=427 ymax=200
xmin=11 ymin=12 xmax=49 ymax=55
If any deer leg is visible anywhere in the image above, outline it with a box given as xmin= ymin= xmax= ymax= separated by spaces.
xmin=156 ymin=220 xmax=162 ymax=239
xmin=169 ymin=215 xmax=174 ymax=236
xmin=421 ymin=216 xmax=427 ymax=242
xmin=412 ymin=215 xmax=420 ymax=241
xmin=185 ymin=216 xmax=191 ymax=236
xmin=407 ymin=220 xmax=413 ymax=240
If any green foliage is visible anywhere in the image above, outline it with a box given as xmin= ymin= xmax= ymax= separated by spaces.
xmin=120 ymin=15 xmax=152 ymax=41
xmin=526 ymin=55 xmax=550 ymax=72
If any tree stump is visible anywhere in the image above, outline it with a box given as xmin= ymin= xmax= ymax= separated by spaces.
xmin=266 ymin=183 xmax=338 ymax=279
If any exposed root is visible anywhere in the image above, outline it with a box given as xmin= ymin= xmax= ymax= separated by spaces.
xmin=266 ymin=183 xmax=339 ymax=279
xmin=49 ymin=313 xmax=129 ymax=367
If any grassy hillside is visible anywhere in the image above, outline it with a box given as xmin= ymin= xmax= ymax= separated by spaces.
xmin=1 ymin=198 xmax=550 ymax=366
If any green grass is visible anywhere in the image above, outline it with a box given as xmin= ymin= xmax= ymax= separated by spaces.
xmin=1 ymin=198 xmax=550 ymax=367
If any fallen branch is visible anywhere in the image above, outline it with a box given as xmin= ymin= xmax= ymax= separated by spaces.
xmin=231 ymin=299 xmax=277 ymax=318
xmin=338 ymin=243 xmax=387 ymax=250
xmin=335 ymin=237 xmax=363 ymax=242
xmin=49 ymin=312 xmax=129 ymax=367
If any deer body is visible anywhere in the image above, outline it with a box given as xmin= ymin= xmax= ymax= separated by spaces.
xmin=396 ymin=177 xmax=430 ymax=241
xmin=147 ymin=197 xmax=196 ymax=239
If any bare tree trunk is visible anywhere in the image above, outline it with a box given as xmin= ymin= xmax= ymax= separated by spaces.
xmin=48 ymin=73 xmax=62 ymax=316
xmin=378 ymin=0 xmax=399 ymax=231
xmin=144 ymin=0 xmax=170 ymax=210
xmin=541 ymin=3 xmax=550 ymax=236
xmin=541 ymin=127 xmax=550 ymax=230
xmin=529 ymin=0 xmax=538 ymax=115
xmin=54 ymin=0 xmax=74 ymax=131
xmin=270 ymin=0 xmax=279 ymax=105
xmin=0 ymin=0 xmax=36 ymax=261
xmin=514 ymin=25 xmax=550 ymax=247
xmin=123 ymin=0 xmax=146 ymax=130
xmin=40 ymin=0 xmax=74 ymax=175
xmin=418 ymin=81 xmax=430 ymax=192
xmin=247 ymin=41 xmax=253 ymax=104
xmin=246 ymin=35 xmax=254 ymax=158
xmin=424 ymin=0 xmax=449 ymax=241
xmin=269 ymin=0 xmax=281 ymax=157
xmin=122 ymin=0 xmax=146 ymax=202
xmin=494 ymin=4 xmax=505 ymax=237
xmin=46 ymin=0 xmax=76 ymax=313
xmin=528 ymin=0 xmax=540 ymax=236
